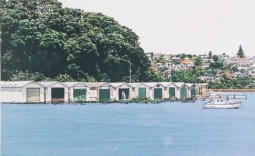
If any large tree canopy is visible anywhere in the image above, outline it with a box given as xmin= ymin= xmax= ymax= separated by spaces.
xmin=0 ymin=0 xmax=155 ymax=82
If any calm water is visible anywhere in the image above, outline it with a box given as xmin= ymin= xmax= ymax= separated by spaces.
xmin=1 ymin=93 xmax=255 ymax=156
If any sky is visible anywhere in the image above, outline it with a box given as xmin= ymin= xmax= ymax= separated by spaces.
xmin=59 ymin=0 xmax=255 ymax=56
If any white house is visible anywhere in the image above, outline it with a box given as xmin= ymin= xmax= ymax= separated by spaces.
xmin=0 ymin=81 xmax=44 ymax=103
xmin=249 ymin=64 xmax=255 ymax=71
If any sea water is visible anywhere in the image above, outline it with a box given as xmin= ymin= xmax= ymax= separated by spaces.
xmin=1 ymin=92 xmax=255 ymax=156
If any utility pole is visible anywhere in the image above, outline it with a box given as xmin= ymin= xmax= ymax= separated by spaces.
xmin=117 ymin=58 xmax=132 ymax=83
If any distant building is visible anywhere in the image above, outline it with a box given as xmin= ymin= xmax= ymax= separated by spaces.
xmin=197 ymin=76 xmax=219 ymax=83
xmin=145 ymin=52 xmax=153 ymax=61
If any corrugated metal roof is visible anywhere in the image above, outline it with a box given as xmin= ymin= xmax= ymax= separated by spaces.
xmin=37 ymin=81 xmax=68 ymax=87
xmin=128 ymin=83 xmax=141 ymax=88
xmin=144 ymin=82 xmax=157 ymax=87
xmin=185 ymin=83 xmax=194 ymax=87
xmin=159 ymin=82 xmax=172 ymax=87
xmin=37 ymin=81 xmax=57 ymax=87
xmin=0 ymin=81 xmax=32 ymax=88
xmin=109 ymin=82 xmax=125 ymax=87
xmin=62 ymin=82 xmax=88 ymax=87
xmin=174 ymin=82 xmax=185 ymax=88
xmin=109 ymin=82 xmax=133 ymax=88
xmin=87 ymin=82 xmax=108 ymax=88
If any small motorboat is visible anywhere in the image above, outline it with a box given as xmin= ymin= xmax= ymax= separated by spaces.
xmin=204 ymin=98 xmax=241 ymax=109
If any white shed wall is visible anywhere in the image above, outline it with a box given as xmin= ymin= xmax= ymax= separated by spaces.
xmin=1 ymin=88 xmax=24 ymax=103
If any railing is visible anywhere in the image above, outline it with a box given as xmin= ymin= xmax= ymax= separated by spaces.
xmin=210 ymin=89 xmax=255 ymax=92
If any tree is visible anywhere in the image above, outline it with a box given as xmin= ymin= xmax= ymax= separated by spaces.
xmin=212 ymin=55 xmax=219 ymax=62
xmin=1 ymin=0 xmax=153 ymax=82
xmin=194 ymin=56 xmax=203 ymax=66
xmin=237 ymin=45 xmax=245 ymax=58
xmin=208 ymin=51 xmax=212 ymax=59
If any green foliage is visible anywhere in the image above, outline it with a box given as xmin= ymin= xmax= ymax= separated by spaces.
xmin=54 ymin=74 xmax=75 ymax=82
xmin=212 ymin=55 xmax=219 ymax=62
xmin=175 ymin=53 xmax=192 ymax=59
xmin=1 ymin=0 xmax=152 ymax=82
xmin=171 ymin=70 xmax=197 ymax=83
xmin=143 ymin=68 xmax=165 ymax=82
xmin=231 ymin=66 xmax=238 ymax=72
xmin=208 ymin=75 xmax=253 ymax=89
xmin=194 ymin=56 xmax=203 ymax=66
xmin=209 ymin=62 xmax=223 ymax=69
xmin=237 ymin=45 xmax=245 ymax=58
xmin=10 ymin=70 xmax=48 ymax=81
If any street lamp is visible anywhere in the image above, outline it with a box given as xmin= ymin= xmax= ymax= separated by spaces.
xmin=117 ymin=58 xmax=132 ymax=83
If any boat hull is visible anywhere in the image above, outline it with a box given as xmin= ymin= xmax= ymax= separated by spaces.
xmin=204 ymin=103 xmax=241 ymax=109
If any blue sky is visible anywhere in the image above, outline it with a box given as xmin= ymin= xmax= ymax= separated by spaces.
xmin=59 ymin=0 xmax=255 ymax=56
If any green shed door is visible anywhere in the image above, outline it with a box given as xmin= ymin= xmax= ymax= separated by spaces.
xmin=169 ymin=87 xmax=175 ymax=98
xmin=73 ymin=89 xmax=86 ymax=102
xmin=99 ymin=89 xmax=110 ymax=101
xmin=138 ymin=88 xmax=146 ymax=99
xmin=154 ymin=88 xmax=163 ymax=99
xmin=180 ymin=86 xmax=187 ymax=99
xmin=191 ymin=87 xmax=196 ymax=98
xmin=80 ymin=89 xmax=86 ymax=101
xmin=73 ymin=89 xmax=80 ymax=101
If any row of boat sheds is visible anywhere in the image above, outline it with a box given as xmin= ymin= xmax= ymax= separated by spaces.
xmin=0 ymin=81 xmax=208 ymax=103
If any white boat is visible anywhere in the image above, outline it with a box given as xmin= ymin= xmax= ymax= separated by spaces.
xmin=204 ymin=99 xmax=241 ymax=109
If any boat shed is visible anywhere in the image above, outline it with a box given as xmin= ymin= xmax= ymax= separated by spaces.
xmin=159 ymin=82 xmax=172 ymax=99
xmin=110 ymin=82 xmax=132 ymax=101
xmin=149 ymin=82 xmax=165 ymax=100
xmin=143 ymin=82 xmax=156 ymax=100
xmin=38 ymin=81 xmax=68 ymax=103
xmin=87 ymin=82 xmax=112 ymax=102
xmin=197 ymin=83 xmax=208 ymax=97
xmin=167 ymin=82 xmax=178 ymax=99
xmin=98 ymin=82 xmax=112 ymax=102
xmin=129 ymin=83 xmax=150 ymax=100
xmin=0 ymin=81 xmax=44 ymax=103
xmin=62 ymin=82 xmax=90 ymax=103
xmin=186 ymin=83 xmax=198 ymax=98
xmin=174 ymin=82 xmax=187 ymax=99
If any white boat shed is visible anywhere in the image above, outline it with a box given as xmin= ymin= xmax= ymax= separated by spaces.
xmin=38 ymin=81 xmax=68 ymax=103
xmin=110 ymin=82 xmax=132 ymax=101
xmin=62 ymin=82 xmax=90 ymax=102
xmin=0 ymin=81 xmax=44 ymax=103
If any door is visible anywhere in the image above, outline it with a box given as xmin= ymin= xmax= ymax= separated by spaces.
xmin=26 ymin=88 xmax=40 ymax=102
xmin=52 ymin=88 xmax=64 ymax=103
xmin=191 ymin=86 xmax=196 ymax=98
xmin=99 ymin=89 xmax=110 ymax=102
xmin=138 ymin=88 xmax=146 ymax=99
xmin=154 ymin=88 xmax=163 ymax=99
xmin=73 ymin=89 xmax=86 ymax=102
xmin=169 ymin=87 xmax=175 ymax=98
xmin=119 ymin=88 xmax=129 ymax=100
xmin=180 ymin=86 xmax=187 ymax=99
